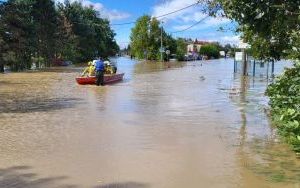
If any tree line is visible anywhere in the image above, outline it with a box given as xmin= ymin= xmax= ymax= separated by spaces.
xmin=0 ymin=0 xmax=119 ymax=72
xmin=129 ymin=15 xmax=238 ymax=61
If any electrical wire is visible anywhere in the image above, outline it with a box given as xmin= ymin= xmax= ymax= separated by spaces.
xmin=170 ymin=15 xmax=209 ymax=34
xmin=110 ymin=21 xmax=136 ymax=26
xmin=155 ymin=1 xmax=200 ymax=19
xmin=110 ymin=0 xmax=200 ymax=26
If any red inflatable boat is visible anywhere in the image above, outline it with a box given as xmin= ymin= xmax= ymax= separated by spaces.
xmin=76 ymin=73 xmax=124 ymax=85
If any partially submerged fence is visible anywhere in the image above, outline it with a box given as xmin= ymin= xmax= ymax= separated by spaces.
xmin=234 ymin=58 xmax=275 ymax=78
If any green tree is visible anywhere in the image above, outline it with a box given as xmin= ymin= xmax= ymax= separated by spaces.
xmin=0 ymin=2 xmax=5 ymax=72
xmin=0 ymin=0 xmax=119 ymax=71
xmin=205 ymin=0 xmax=299 ymax=60
xmin=130 ymin=15 xmax=178 ymax=61
xmin=130 ymin=15 xmax=150 ymax=59
xmin=199 ymin=44 xmax=220 ymax=59
xmin=0 ymin=0 xmax=36 ymax=71
xmin=176 ymin=38 xmax=186 ymax=61
xmin=147 ymin=17 xmax=160 ymax=60
xmin=55 ymin=3 xmax=79 ymax=62
xmin=55 ymin=1 xmax=119 ymax=62
xmin=32 ymin=0 xmax=58 ymax=67
xmin=164 ymin=33 xmax=177 ymax=61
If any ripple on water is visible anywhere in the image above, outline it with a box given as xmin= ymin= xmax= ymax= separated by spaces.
xmin=0 ymin=58 xmax=297 ymax=188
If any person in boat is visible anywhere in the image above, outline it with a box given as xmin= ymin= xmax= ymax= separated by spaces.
xmin=95 ymin=57 xmax=105 ymax=86
xmin=104 ymin=61 xmax=113 ymax=74
xmin=104 ymin=60 xmax=117 ymax=74
xmin=81 ymin=61 xmax=95 ymax=77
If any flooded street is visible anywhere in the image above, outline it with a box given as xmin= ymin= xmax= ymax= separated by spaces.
xmin=0 ymin=57 xmax=299 ymax=188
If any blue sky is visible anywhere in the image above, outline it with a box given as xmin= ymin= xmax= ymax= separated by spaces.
xmin=56 ymin=0 xmax=240 ymax=49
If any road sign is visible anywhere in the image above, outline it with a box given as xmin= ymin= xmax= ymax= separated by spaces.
xmin=235 ymin=52 xmax=243 ymax=61
xmin=165 ymin=50 xmax=170 ymax=55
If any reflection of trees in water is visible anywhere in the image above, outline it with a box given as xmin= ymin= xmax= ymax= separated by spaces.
xmin=94 ymin=182 xmax=149 ymax=188
xmin=0 ymin=97 xmax=83 ymax=113
xmin=0 ymin=166 xmax=76 ymax=188
xmin=246 ymin=138 xmax=300 ymax=184
xmin=239 ymin=75 xmax=249 ymax=145
xmin=232 ymin=75 xmax=300 ymax=185
xmin=0 ymin=166 xmax=149 ymax=188
xmin=133 ymin=61 xmax=186 ymax=74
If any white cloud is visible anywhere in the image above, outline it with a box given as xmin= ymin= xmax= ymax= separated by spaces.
xmin=219 ymin=36 xmax=241 ymax=44
xmin=152 ymin=0 xmax=231 ymax=32
xmin=55 ymin=0 xmax=130 ymax=21
xmin=152 ymin=0 xmax=197 ymax=21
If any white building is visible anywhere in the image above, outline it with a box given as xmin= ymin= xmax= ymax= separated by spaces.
xmin=187 ymin=39 xmax=210 ymax=54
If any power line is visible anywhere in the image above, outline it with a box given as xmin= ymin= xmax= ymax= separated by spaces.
xmin=110 ymin=1 xmax=200 ymax=26
xmin=156 ymin=1 xmax=200 ymax=19
xmin=110 ymin=21 xmax=136 ymax=26
xmin=170 ymin=15 xmax=209 ymax=34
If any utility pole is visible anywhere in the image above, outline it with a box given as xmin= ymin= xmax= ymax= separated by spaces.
xmin=242 ymin=48 xmax=247 ymax=76
xmin=160 ymin=21 xmax=164 ymax=62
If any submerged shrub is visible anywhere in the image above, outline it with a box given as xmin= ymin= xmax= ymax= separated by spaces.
xmin=266 ymin=62 xmax=300 ymax=152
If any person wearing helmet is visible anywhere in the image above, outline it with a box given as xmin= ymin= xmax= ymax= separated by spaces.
xmin=104 ymin=60 xmax=112 ymax=74
xmin=104 ymin=60 xmax=117 ymax=74
xmin=81 ymin=61 xmax=95 ymax=77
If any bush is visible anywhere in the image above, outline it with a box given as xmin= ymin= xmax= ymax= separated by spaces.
xmin=176 ymin=39 xmax=186 ymax=61
xmin=199 ymin=44 xmax=220 ymax=59
xmin=266 ymin=62 xmax=300 ymax=152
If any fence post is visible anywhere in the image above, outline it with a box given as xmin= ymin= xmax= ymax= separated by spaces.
xmin=242 ymin=49 xmax=247 ymax=76
xmin=271 ymin=60 xmax=275 ymax=76
xmin=234 ymin=60 xmax=236 ymax=73
xmin=267 ymin=61 xmax=269 ymax=80
xmin=253 ymin=60 xmax=256 ymax=77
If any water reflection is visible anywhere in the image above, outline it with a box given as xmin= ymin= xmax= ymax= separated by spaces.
xmin=94 ymin=182 xmax=149 ymax=188
xmin=133 ymin=61 xmax=186 ymax=74
xmin=0 ymin=166 xmax=77 ymax=188
xmin=0 ymin=97 xmax=82 ymax=113
xmin=229 ymin=67 xmax=300 ymax=187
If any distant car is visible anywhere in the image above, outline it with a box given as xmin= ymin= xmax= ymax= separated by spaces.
xmin=184 ymin=54 xmax=194 ymax=61
xmin=169 ymin=54 xmax=177 ymax=62
xmin=62 ymin=61 xmax=72 ymax=66
xmin=52 ymin=59 xmax=72 ymax=66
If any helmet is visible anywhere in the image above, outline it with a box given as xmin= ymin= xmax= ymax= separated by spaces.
xmin=88 ymin=61 xmax=92 ymax=66
xmin=92 ymin=60 xmax=97 ymax=66
xmin=104 ymin=61 xmax=110 ymax=66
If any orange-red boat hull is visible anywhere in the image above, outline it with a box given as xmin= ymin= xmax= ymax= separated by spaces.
xmin=76 ymin=73 xmax=124 ymax=85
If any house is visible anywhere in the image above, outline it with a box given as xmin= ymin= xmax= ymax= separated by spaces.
xmin=187 ymin=39 xmax=210 ymax=54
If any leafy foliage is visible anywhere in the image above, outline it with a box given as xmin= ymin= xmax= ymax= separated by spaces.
xmin=199 ymin=44 xmax=220 ymax=59
xmin=205 ymin=0 xmax=300 ymax=60
xmin=0 ymin=0 xmax=36 ymax=71
xmin=266 ymin=62 xmax=300 ymax=152
xmin=0 ymin=0 xmax=119 ymax=72
xmin=130 ymin=15 xmax=177 ymax=61
xmin=130 ymin=15 xmax=150 ymax=59
xmin=176 ymin=38 xmax=186 ymax=61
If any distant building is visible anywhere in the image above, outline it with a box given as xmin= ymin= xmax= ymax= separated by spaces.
xmin=219 ymin=51 xmax=225 ymax=57
xmin=187 ymin=39 xmax=210 ymax=53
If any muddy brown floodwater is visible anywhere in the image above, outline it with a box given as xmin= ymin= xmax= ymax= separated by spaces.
xmin=0 ymin=57 xmax=299 ymax=188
